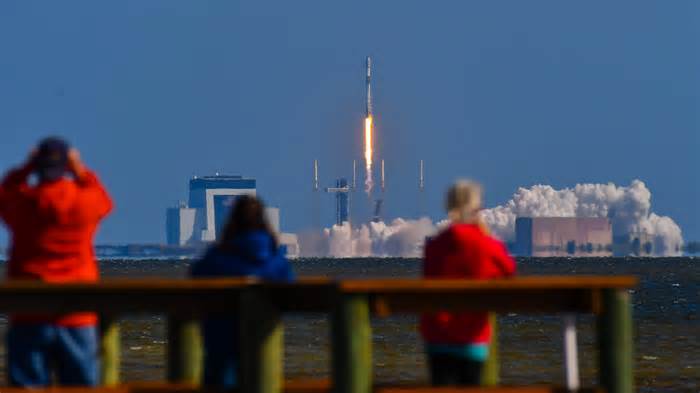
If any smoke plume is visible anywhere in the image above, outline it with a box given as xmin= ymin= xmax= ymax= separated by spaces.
xmin=299 ymin=218 xmax=443 ymax=258
xmin=300 ymin=180 xmax=683 ymax=257
xmin=481 ymin=180 xmax=683 ymax=255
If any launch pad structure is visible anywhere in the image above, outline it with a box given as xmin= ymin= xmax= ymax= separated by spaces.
xmin=313 ymin=158 xmax=424 ymax=226
xmin=311 ymin=56 xmax=426 ymax=228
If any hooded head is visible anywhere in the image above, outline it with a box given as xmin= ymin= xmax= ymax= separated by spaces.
xmin=34 ymin=137 xmax=69 ymax=183
xmin=446 ymin=180 xmax=483 ymax=224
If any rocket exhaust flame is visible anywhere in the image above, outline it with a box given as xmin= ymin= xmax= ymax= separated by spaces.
xmin=364 ymin=116 xmax=373 ymax=194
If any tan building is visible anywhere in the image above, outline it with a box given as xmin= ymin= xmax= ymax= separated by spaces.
xmin=515 ymin=217 xmax=613 ymax=257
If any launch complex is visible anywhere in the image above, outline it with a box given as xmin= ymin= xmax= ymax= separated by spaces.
xmin=315 ymin=56 xmax=425 ymax=226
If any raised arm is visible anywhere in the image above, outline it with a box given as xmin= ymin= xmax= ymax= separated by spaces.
xmin=0 ymin=153 xmax=35 ymax=223
xmin=476 ymin=216 xmax=516 ymax=277
xmin=489 ymin=237 xmax=516 ymax=277
xmin=69 ymin=149 xmax=113 ymax=220
xmin=76 ymin=169 xmax=113 ymax=219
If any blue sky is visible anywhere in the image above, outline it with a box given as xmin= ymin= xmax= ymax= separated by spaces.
xmin=0 ymin=1 xmax=698 ymax=244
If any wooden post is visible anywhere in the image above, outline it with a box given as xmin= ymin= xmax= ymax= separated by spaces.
xmin=481 ymin=313 xmax=499 ymax=386
xmin=100 ymin=318 xmax=121 ymax=386
xmin=598 ymin=288 xmax=634 ymax=393
xmin=331 ymin=294 xmax=372 ymax=393
xmin=167 ymin=316 xmax=203 ymax=385
xmin=239 ymin=287 xmax=283 ymax=393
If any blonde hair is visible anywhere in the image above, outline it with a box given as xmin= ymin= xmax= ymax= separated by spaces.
xmin=446 ymin=180 xmax=483 ymax=223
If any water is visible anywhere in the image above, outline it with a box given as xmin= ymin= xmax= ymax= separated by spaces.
xmin=0 ymin=257 xmax=698 ymax=391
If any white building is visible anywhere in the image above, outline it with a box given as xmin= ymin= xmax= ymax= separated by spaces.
xmin=166 ymin=175 xmax=298 ymax=257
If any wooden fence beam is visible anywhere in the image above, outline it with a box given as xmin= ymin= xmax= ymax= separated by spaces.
xmin=167 ymin=317 xmax=203 ymax=385
xmin=239 ymin=287 xmax=284 ymax=393
xmin=597 ymin=289 xmax=634 ymax=393
xmin=331 ymin=294 xmax=372 ymax=393
xmin=100 ymin=318 xmax=121 ymax=386
xmin=481 ymin=313 xmax=499 ymax=386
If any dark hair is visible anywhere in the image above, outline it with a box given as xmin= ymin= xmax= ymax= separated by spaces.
xmin=35 ymin=137 xmax=69 ymax=182
xmin=218 ymin=195 xmax=278 ymax=252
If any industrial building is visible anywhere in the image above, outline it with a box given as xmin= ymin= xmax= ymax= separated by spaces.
xmin=167 ymin=175 xmax=257 ymax=245
xmin=514 ymin=217 xmax=613 ymax=257
xmin=612 ymin=232 xmax=655 ymax=256
xmin=166 ymin=175 xmax=298 ymax=256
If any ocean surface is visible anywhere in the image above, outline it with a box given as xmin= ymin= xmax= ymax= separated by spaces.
xmin=0 ymin=257 xmax=697 ymax=392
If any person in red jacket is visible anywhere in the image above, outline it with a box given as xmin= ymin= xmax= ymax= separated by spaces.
xmin=0 ymin=137 xmax=113 ymax=387
xmin=420 ymin=180 xmax=516 ymax=386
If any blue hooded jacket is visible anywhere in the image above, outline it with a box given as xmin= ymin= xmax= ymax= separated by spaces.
xmin=190 ymin=230 xmax=294 ymax=281
xmin=189 ymin=230 xmax=295 ymax=387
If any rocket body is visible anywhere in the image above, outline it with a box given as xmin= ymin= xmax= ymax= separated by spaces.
xmin=366 ymin=56 xmax=372 ymax=117
xmin=363 ymin=56 xmax=374 ymax=194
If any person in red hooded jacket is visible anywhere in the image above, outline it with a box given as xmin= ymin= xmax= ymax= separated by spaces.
xmin=420 ymin=180 xmax=516 ymax=386
xmin=0 ymin=137 xmax=113 ymax=387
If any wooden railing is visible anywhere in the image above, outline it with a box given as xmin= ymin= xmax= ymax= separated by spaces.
xmin=0 ymin=276 xmax=637 ymax=393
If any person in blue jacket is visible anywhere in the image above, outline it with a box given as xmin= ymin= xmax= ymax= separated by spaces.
xmin=190 ymin=195 xmax=294 ymax=388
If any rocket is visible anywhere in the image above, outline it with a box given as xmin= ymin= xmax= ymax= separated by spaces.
xmin=363 ymin=56 xmax=375 ymax=194
xmin=366 ymin=56 xmax=372 ymax=117
xmin=313 ymin=159 xmax=319 ymax=191
xmin=419 ymin=160 xmax=425 ymax=191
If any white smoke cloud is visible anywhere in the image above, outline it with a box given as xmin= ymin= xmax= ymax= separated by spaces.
xmin=299 ymin=218 xmax=443 ymax=258
xmin=299 ymin=180 xmax=683 ymax=257
xmin=481 ymin=180 xmax=683 ymax=255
